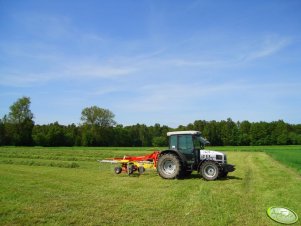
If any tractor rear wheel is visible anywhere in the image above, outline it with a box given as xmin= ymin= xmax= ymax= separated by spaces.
xmin=200 ymin=161 xmax=219 ymax=181
xmin=157 ymin=153 xmax=182 ymax=179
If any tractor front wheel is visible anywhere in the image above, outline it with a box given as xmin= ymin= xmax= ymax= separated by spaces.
xmin=157 ymin=153 xmax=182 ymax=179
xmin=200 ymin=161 xmax=219 ymax=181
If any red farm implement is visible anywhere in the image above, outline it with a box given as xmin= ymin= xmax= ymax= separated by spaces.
xmin=99 ymin=151 xmax=160 ymax=175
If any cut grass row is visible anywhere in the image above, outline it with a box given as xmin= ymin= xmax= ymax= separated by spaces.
xmin=0 ymin=158 xmax=79 ymax=168
xmin=1 ymin=145 xmax=300 ymax=174
xmin=0 ymin=146 xmax=160 ymax=161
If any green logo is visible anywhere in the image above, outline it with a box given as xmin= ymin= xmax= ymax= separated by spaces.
xmin=267 ymin=207 xmax=298 ymax=224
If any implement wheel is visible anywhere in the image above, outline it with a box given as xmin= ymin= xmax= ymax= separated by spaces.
xmin=114 ymin=166 xmax=122 ymax=174
xmin=138 ymin=166 xmax=145 ymax=174
xmin=127 ymin=164 xmax=134 ymax=175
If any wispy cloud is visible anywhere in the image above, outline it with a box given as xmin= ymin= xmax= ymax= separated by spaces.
xmin=12 ymin=12 xmax=73 ymax=40
xmin=1 ymin=1 xmax=300 ymax=126
xmin=0 ymin=62 xmax=137 ymax=87
xmin=63 ymin=63 xmax=137 ymax=79
xmin=241 ymin=36 xmax=292 ymax=62
xmin=114 ymin=82 xmax=245 ymax=112
xmin=161 ymin=58 xmax=224 ymax=67
xmin=113 ymin=78 xmax=301 ymax=114
xmin=0 ymin=32 xmax=293 ymax=89
xmin=0 ymin=71 xmax=53 ymax=87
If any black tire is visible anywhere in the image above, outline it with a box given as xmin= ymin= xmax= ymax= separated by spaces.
xmin=157 ymin=153 xmax=182 ymax=179
xmin=127 ymin=164 xmax=134 ymax=175
xmin=114 ymin=166 xmax=122 ymax=174
xmin=138 ymin=166 xmax=145 ymax=174
xmin=200 ymin=161 xmax=219 ymax=181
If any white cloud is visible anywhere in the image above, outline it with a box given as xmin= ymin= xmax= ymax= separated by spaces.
xmin=0 ymin=33 xmax=293 ymax=90
xmin=112 ymin=79 xmax=301 ymax=122
xmin=114 ymin=82 xmax=245 ymax=113
xmin=162 ymin=58 xmax=224 ymax=67
xmin=63 ymin=64 xmax=137 ymax=79
xmin=12 ymin=12 xmax=73 ymax=40
xmin=241 ymin=36 xmax=291 ymax=62
xmin=0 ymin=72 xmax=53 ymax=87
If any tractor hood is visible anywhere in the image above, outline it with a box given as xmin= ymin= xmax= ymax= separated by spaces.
xmin=200 ymin=150 xmax=227 ymax=163
xmin=201 ymin=150 xmax=225 ymax=156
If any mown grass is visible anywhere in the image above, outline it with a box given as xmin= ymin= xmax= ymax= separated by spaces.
xmin=0 ymin=146 xmax=300 ymax=226
xmin=212 ymin=145 xmax=301 ymax=174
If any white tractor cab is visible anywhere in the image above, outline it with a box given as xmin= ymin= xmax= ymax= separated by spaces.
xmin=157 ymin=131 xmax=235 ymax=180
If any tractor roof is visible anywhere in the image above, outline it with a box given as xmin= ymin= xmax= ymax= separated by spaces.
xmin=167 ymin=131 xmax=201 ymax=136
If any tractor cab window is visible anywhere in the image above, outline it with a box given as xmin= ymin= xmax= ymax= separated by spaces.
xmin=199 ymin=136 xmax=209 ymax=149
xmin=178 ymin=135 xmax=193 ymax=154
xmin=169 ymin=135 xmax=177 ymax=150
xmin=193 ymin=135 xmax=202 ymax=150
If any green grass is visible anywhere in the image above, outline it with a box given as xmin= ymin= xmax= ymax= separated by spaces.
xmin=212 ymin=145 xmax=301 ymax=174
xmin=0 ymin=146 xmax=301 ymax=225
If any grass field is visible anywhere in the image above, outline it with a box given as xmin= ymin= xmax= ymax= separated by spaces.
xmin=212 ymin=145 xmax=301 ymax=174
xmin=0 ymin=146 xmax=301 ymax=225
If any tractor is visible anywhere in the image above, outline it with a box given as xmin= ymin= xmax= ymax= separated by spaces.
xmin=157 ymin=131 xmax=235 ymax=180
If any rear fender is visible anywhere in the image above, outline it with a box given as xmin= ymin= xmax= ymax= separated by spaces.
xmin=160 ymin=150 xmax=188 ymax=167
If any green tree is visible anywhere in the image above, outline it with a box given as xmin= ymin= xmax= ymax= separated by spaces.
xmin=65 ymin=124 xmax=80 ymax=146
xmin=81 ymin=106 xmax=116 ymax=127
xmin=32 ymin=125 xmax=48 ymax=146
xmin=0 ymin=119 xmax=5 ymax=145
xmin=7 ymin=97 xmax=34 ymax=145
xmin=238 ymin=120 xmax=251 ymax=145
xmin=80 ymin=106 xmax=116 ymax=146
xmin=81 ymin=125 xmax=95 ymax=146
xmin=220 ymin=118 xmax=239 ymax=146
xmin=193 ymin=120 xmax=207 ymax=133
xmin=270 ymin=120 xmax=289 ymax=145
xmin=112 ymin=125 xmax=131 ymax=146
xmin=125 ymin=124 xmax=144 ymax=147
xmin=152 ymin=136 xmax=168 ymax=147
xmin=250 ymin=122 xmax=271 ymax=145
xmin=203 ymin=120 xmax=222 ymax=146
xmin=46 ymin=122 xmax=67 ymax=146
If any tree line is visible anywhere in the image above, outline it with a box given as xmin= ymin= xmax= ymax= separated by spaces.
xmin=1 ymin=97 xmax=301 ymax=147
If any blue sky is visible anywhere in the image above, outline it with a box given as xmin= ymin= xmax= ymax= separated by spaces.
xmin=1 ymin=0 xmax=301 ymax=127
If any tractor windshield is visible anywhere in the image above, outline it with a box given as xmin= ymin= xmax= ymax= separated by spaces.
xmin=193 ymin=135 xmax=209 ymax=150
